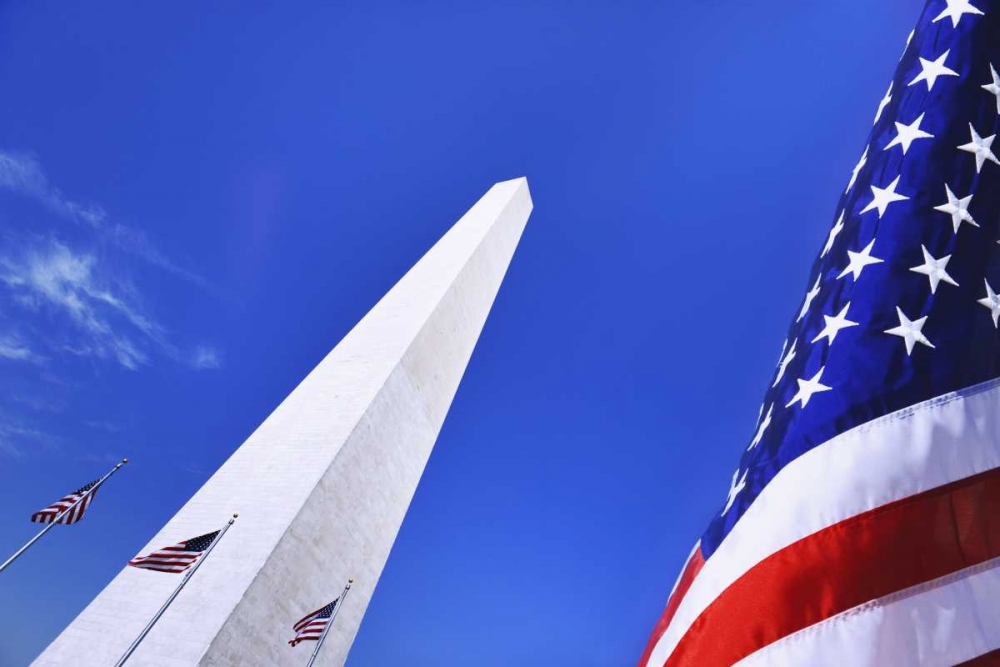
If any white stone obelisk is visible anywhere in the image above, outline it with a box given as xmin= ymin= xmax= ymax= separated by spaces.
xmin=33 ymin=178 xmax=533 ymax=667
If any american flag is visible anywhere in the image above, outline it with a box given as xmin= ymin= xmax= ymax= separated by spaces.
xmin=639 ymin=2 xmax=1000 ymax=666
xmin=128 ymin=531 xmax=220 ymax=574
xmin=288 ymin=598 xmax=339 ymax=647
xmin=30 ymin=480 xmax=99 ymax=525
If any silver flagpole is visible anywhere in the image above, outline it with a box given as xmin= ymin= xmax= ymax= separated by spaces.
xmin=0 ymin=457 xmax=128 ymax=574
xmin=115 ymin=513 xmax=239 ymax=667
xmin=305 ymin=578 xmax=353 ymax=667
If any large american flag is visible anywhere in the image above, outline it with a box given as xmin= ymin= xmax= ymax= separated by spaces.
xmin=30 ymin=480 xmax=99 ymax=525
xmin=288 ymin=598 xmax=339 ymax=647
xmin=127 ymin=531 xmax=220 ymax=574
xmin=639 ymin=2 xmax=1000 ymax=665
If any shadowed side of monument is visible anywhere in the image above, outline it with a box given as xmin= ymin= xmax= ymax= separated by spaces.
xmin=32 ymin=178 xmax=533 ymax=667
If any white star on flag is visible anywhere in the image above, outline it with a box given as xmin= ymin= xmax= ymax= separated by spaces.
xmin=934 ymin=184 xmax=978 ymax=233
xmin=909 ymin=50 xmax=959 ymax=91
xmin=933 ymin=0 xmax=984 ymax=28
xmin=749 ymin=404 xmax=773 ymax=450
xmin=874 ymin=82 xmax=893 ymax=124
xmin=821 ymin=213 xmax=845 ymax=257
xmin=885 ymin=307 xmax=935 ymax=355
xmin=909 ymin=245 xmax=958 ymax=294
xmin=786 ymin=366 xmax=832 ymax=409
xmin=811 ymin=303 xmax=859 ymax=345
xmin=861 ymin=176 xmax=909 ymax=218
xmin=797 ymin=277 xmax=822 ymax=322
xmin=958 ymin=124 xmax=1000 ymax=172
xmin=773 ymin=339 xmax=797 ymax=387
xmin=884 ymin=113 xmax=934 ymax=154
xmin=846 ymin=147 xmax=868 ymax=193
xmin=978 ymin=280 xmax=1000 ymax=327
xmin=838 ymin=239 xmax=884 ymax=281
xmin=984 ymin=64 xmax=1000 ymax=114
xmin=723 ymin=468 xmax=748 ymax=515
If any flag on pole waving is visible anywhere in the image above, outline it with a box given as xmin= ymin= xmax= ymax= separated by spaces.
xmin=128 ymin=531 xmax=221 ymax=574
xmin=288 ymin=599 xmax=339 ymax=647
xmin=2 ymin=459 xmax=126 ymax=575
xmin=116 ymin=516 xmax=236 ymax=667
xmin=30 ymin=480 xmax=99 ymax=525
xmin=639 ymin=2 xmax=1000 ymax=666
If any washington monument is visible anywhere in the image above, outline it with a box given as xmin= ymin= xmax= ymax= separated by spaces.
xmin=33 ymin=178 xmax=533 ymax=666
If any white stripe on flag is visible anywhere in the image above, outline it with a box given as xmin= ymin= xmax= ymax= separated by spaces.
xmin=734 ymin=557 xmax=1000 ymax=667
xmin=645 ymin=377 xmax=1000 ymax=666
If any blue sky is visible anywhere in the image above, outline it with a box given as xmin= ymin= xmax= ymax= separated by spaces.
xmin=0 ymin=1 xmax=920 ymax=665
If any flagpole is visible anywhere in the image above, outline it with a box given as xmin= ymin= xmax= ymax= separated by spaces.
xmin=0 ymin=457 xmax=128 ymax=574
xmin=305 ymin=578 xmax=353 ymax=667
xmin=115 ymin=513 xmax=238 ymax=667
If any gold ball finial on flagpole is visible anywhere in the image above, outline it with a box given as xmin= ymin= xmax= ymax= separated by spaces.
xmin=233 ymin=512 xmax=240 ymax=518
xmin=122 ymin=457 xmax=129 ymax=464
xmin=348 ymin=578 xmax=354 ymax=584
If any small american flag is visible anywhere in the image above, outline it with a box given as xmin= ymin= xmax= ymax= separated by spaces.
xmin=288 ymin=598 xmax=339 ymax=647
xmin=30 ymin=480 xmax=99 ymax=525
xmin=128 ymin=531 xmax=220 ymax=574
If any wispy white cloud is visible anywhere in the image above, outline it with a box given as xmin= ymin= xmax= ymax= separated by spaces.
xmin=0 ymin=151 xmax=223 ymax=458
xmin=0 ymin=151 xmax=56 ymax=201
xmin=0 ymin=333 xmax=45 ymax=364
xmin=109 ymin=223 xmax=212 ymax=289
xmin=0 ymin=419 xmax=60 ymax=458
xmin=0 ymin=151 xmax=224 ymax=378
xmin=0 ymin=431 xmax=27 ymax=457
xmin=0 ymin=149 xmax=210 ymax=289
xmin=8 ymin=392 xmax=66 ymax=413
xmin=0 ymin=240 xmax=161 ymax=370
xmin=0 ymin=150 xmax=106 ymax=226
xmin=191 ymin=345 xmax=222 ymax=370
xmin=84 ymin=420 xmax=124 ymax=433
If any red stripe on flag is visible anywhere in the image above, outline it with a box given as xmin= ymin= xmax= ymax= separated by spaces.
xmin=637 ymin=546 xmax=705 ymax=667
xmin=660 ymin=466 xmax=1000 ymax=667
